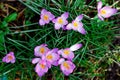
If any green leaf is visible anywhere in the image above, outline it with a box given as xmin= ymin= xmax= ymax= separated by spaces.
xmin=1 ymin=21 xmax=8 ymax=28
xmin=0 ymin=31 xmax=4 ymax=50
xmin=0 ymin=31 xmax=4 ymax=43
xmin=4 ymin=12 xmax=17 ymax=22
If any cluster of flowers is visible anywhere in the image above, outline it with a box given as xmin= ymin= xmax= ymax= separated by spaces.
xmin=2 ymin=1 xmax=118 ymax=77
xmin=39 ymin=1 xmax=117 ymax=32
xmin=39 ymin=9 xmax=86 ymax=34
xmin=32 ymin=43 xmax=82 ymax=76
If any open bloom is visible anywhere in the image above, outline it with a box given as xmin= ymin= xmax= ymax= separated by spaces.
xmin=97 ymin=1 xmax=117 ymax=20
xmin=44 ymin=48 xmax=60 ymax=66
xmin=34 ymin=44 xmax=50 ymax=57
xmin=52 ymin=12 xmax=69 ymax=30
xmin=35 ymin=59 xmax=49 ymax=77
xmin=59 ymin=59 xmax=76 ymax=76
xmin=2 ymin=52 xmax=15 ymax=63
xmin=58 ymin=43 xmax=82 ymax=60
xmin=39 ymin=9 xmax=55 ymax=25
xmin=66 ymin=15 xmax=86 ymax=34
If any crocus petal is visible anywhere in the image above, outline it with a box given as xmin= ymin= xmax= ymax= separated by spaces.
xmin=39 ymin=19 xmax=45 ymax=26
xmin=51 ymin=48 xmax=58 ymax=53
xmin=11 ymin=59 xmax=15 ymax=63
xmin=37 ymin=71 xmax=45 ymax=77
xmin=66 ymin=23 xmax=72 ymax=30
xmin=97 ymin=1 xmax=102 ymax=10
xmin=58 ymin=58 xmax=65 ymax=65
xmin=61 ymin=12 xmax=69 ymax=19
xmin=52 ymin=61 xmax=59 ymax=66
xmin=2 ymin=57 xmax=6 ymax=62
xmin=32 ymin=58 xmax=40 ymax=64
xmin=77 ymin=26 xmax=86 ymax=34
xmin=41 ymin=9 xmax=47 ymax=14
xmin=75 ymin=15 xmax=83 ymax=21
xmin=68 ymin=52 xmax=74 ymax=60
xmin=100 ymin=6 xmax=117 ymax=18
xmin=58 ymin=49 xmax=63 ymax=55
xmin=55 ymin=23 xmax=61 ymax=30
xmin=98 ymin=14 xmax=104 ymax=21
xmin=52 ymin=19 xmax=57 ymax=23
xmin=70 ymin=43 xmax=82 ymax=51
xmin=49 ymin=13 xmax=55 ymax=20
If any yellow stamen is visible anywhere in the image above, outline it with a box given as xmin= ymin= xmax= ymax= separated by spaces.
xmin=73 ymin=22 xmax=78 ymax=28
xmin=58 ymin=18 xmax=63 ymax=24
xmin=43 ymin=15 xmax=49 ymax=21
xmin=8 ymin=55 xmax=13 ymax=60
xmin=100 ymin=10 xmax=106 ymax=15
xmin=40 ymin=47 xmax=45 ymax=54
xmin=63 ymin=62 xmax=70 ymax=69
xmin=40 ymin=64 xmax=45 ymax=69
xmin=63 ymin=50 xmax=70 ymax=55
xmin=46 ymin=54 xmax=53 ymax=60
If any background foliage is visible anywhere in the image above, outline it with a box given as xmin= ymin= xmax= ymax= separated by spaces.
xmin=0 ymin=0 xmax=120 ymax=80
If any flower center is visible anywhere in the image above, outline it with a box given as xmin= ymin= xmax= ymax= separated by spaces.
xmin=8 ymin=55 xmax=13 ymax=60
xmin=46 ymin=54 xmax=53 ymax=60
xmin=100 ymin=10 xmax=106 ymax=15
xmin=63 ymin=62 xmax=70 ymax=69
xmin=40 ymin=64 xmax=45 ymax=69
xmin=43 ymin=15 xmax=49 ymax=21
xmin=73 ymin=22 xmax=78 ymax=28
xmin=40 ymin=47 xmax=45 ymax=54
xmin=58 ymin=18 xmax=63 ymax=24
xmin=63 ymin=49 xmax=70 ymax=55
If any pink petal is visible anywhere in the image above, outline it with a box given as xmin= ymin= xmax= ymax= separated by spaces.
xmin=61 ymin=12 xmax=69 ymax=19
xmin=68 ymin=52 xmax=74 ymax=60
xmin=39 ymin=19 xmax=45 ymax=26
xmin=41 ymin=9 xmax=47 ymax=14
xmin=100 ymin=6 xmax=117 ymax=18
xmin=52 ymin=19 xmax=57 ymax=23
xmin=70 ymin=43 xmax=82 ymax=51
xmin=55 ymin=23 xmax=61 ymax=30
xmin=37 ymin=71 xmax=45 ymax=77
xmin=11 ymin=59 xmax=15 ymax=63
xmin=58 ymin=49 xmax=63 ymax=55
xmin=2 ymin=57 xmax=6 ymax=62
xmin=78 ymin=26 xmax=86 ymax=34
xmin=32 ymin=58 xmax=40 ymax=64
xmin=75 ymin=14 xmax=83 ymax=21
xmin=66 ymin=23 xmax=72 ymax=30
xmin=58 ymin=58 xmax=65 ymax=65
xmin=97 ymin=1 xmax=102 ymax=10
xmin=49 ymin=13 xmax=55 ymax=20
xmin=98 ymin=14 xmax=104 ymax=21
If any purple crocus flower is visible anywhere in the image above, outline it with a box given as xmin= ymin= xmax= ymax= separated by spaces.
xmin=97 ymin=1 xmax=117 ymax=20
xmin=58 ymin=43 xmax=82 ymax=60
xmin=44 ymin=48 xmax=60 ymax=66
xmin=34 ymin=44 xmax=50 ymax=57
xmin=58 ymin=44 xmax=82 ymax=60
xmin=2 ymin=52 xmax=15 ymax=63
xmin=52 ymin=12 xmax=69 ymax=30
xmin=39 ymin=9 xmax=55 ymax=25
xmin=59 ymin=58 xmax=76 ymax=76
xmin=35 ymin=59 xmax=49 ymax=77
xmin=66 ymin=15 xmax=86 ymax=34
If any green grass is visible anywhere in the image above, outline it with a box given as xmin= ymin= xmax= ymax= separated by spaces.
xmin=0 ymin=0 xmax=120 ymax=80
